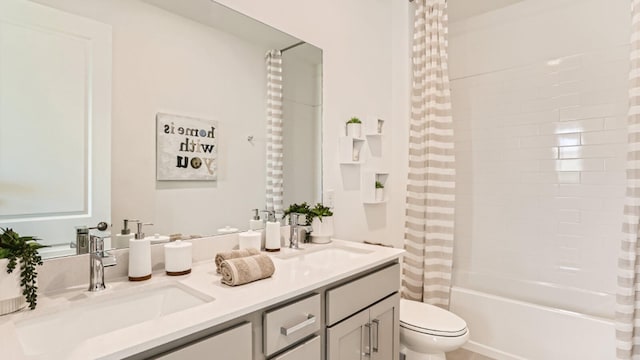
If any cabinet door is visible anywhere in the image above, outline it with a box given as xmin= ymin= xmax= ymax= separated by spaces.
xmin=369 ymin=294 xmax=400 ymax=360
xmin=155 ymin=322 xmax=252 ymax=360
xmin=327 ymin=308 xmax=370 ymax=360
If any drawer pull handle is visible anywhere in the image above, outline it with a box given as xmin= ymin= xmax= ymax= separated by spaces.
xmin=280 ymin=314 xmax=316 ymax=336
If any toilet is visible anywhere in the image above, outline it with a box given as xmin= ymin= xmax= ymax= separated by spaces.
xmin=399 ymin=298 xmax=469 ymax=360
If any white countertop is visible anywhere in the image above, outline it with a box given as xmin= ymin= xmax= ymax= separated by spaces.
xmin=0 ymin=239 xmax=404 ymax=360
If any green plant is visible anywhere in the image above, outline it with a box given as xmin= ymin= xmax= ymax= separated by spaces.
xmin=307 ymin=203 xmax=334 ymax=224
xmin=375 ymin=181 xmax=384 ymax=189
xmin=346 ymin=117 xmax=362 ymax=124
xmin=0 ymin=228 xmax=47 ymax=310
xmin=282 ymin=202 xmax=311 ymax=224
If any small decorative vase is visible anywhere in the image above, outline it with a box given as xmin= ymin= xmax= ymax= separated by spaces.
xmin=311 ymin=216 xmax=333 ymax=244
xmin=346 ymin=123 xmax=361 ymax=138
xmin=375 ymin=188 xmax=385 ymax=202
xmin=0 ymin=259 xmax=26 ymax=315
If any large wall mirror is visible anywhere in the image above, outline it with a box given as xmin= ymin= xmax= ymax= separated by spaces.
xmin=0 ymin=0 xmax=322 ymax=259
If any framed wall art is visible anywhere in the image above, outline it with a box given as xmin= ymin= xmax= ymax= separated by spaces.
xmin=156 ymin=113 xmax=218 ymax=181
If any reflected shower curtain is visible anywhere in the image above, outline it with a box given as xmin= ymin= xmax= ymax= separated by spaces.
xmin=401 ymin=0 xmax=455 ymax=308
xmin=617 ymin=1 xmax=640 ymax=358
xmin=265 ymin=50 xmax=284 ymax=214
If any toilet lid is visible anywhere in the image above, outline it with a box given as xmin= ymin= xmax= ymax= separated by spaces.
xmin=400 ymin=299 xmax=468 ymax=337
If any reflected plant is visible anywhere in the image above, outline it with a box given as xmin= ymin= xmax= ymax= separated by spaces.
xmin=0 ymin=228 xmax=47 ymax=310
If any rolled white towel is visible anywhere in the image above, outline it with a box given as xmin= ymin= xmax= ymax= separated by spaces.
xmin=214 ymin=248 xmax=260 ymax=273
xmin=219 ymin=254 xmax=275 ymax=286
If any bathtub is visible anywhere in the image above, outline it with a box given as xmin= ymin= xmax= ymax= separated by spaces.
xmin=449 ymin=272 xmax=615 ymax=359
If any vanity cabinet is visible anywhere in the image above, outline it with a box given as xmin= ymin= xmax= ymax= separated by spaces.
xmin=154 ymin=322 xmax=252 ymax=360
xmin=325 ymin=262 xmax=400 ymax=360
xmin=136 ymin=260 xmax=400 ymax=360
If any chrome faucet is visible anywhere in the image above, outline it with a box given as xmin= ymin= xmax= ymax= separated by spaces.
xmin=88 ymin=234 xmax=117 ymax=292
xmin=288 ymin=213 xmax=312 ymax=249
xmin=74 ymin=221 xmax=109 ymax=255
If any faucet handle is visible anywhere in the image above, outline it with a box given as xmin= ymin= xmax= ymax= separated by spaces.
xmin=75 ymin=221 xmax=109 ymax=234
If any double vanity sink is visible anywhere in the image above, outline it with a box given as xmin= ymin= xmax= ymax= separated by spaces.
xmin=0 ymin=239 xmax=403 ymax=360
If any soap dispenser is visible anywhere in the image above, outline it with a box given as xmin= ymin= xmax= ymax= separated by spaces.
xmin=113 ymin=219 xmax=138 ymax=249
xmin=128 ymin=222 xmax=153 ymax=281
xmin=249 ymin=209 xmax=264 ymax=230
xmin=264 ymin=210 xmax=281 ymax=252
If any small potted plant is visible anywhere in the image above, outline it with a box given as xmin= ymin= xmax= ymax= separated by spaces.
xmin=346 ymin=117 xmax=362 ymax=138
xmin=307 ymin=203 xmax=334 ymax=244
xmin=0 ymin=228 xmax=46 ymax=314
xmin=375 ymin=181 xmax=385 ymax=202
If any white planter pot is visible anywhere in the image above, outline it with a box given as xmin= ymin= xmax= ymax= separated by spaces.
xmin=311 ymin=216 xmax=333 ymax=244
xmin=375 ymin=188 xmax=385 ymax=202
xmin=0 ymin=259 xmax=26 ymax=315
xmin=346 ymin=123 xmax=361 ymax=138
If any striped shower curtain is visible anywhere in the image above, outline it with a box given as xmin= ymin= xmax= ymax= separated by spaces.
xmin=617 ymin=1 xmax=640 ymax=358
xmin=265 ymin=50 xmax=284 ymax=214
xmin=401 ymin=0 xmax=455 ymax=309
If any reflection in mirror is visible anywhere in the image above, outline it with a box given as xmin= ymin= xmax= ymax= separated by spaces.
xmin=0 ymin=0 xmax=322 ymax=259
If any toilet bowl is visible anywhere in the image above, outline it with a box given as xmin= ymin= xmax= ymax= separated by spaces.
xmin=399 ymin=298 xmax=469 ymax=360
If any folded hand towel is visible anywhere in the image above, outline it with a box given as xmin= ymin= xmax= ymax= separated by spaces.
xmin=215 ymin=248 xmax=260 ymax=273
xmin=220 ymin=254 xmax=275 ymax=286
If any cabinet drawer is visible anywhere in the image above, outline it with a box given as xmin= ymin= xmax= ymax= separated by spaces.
xmin=155 ymin=322 xmax=252 ymax=360
xmin=272 ymin=335 xmax=321 ymax=360
xmin=264 ymin=293 xmax=321 ymax=356
xmin=326 ymin=263 xmax=400 ymax=326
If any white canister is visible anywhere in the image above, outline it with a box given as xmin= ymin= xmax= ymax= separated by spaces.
xmin=164 ymin=240 xmax=193 ymax=276
xmin=128 ymin=238 xmax=152 ymax=281
xmin=238 ymin=230 xmax=261 ymax=251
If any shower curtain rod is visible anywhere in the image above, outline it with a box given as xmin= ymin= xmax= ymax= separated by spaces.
xmin=280 ymin=41 xmax=305 ymax=53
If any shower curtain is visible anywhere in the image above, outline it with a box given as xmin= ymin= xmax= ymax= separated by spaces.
xmin=617 ymin=1 xmax=640 ymax=358
xmin=265 ymin=50 xmax=284 ymax=215
xmin=401 ymin=0 xmax=456 ymax=308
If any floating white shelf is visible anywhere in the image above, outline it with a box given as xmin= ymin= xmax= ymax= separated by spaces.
xmin=338 ymin=136 xmax=365 ymax=164
xmin=362 ymin=171 xmax=389 ymax=204
xmin=364 ymin=116 xmax=385 ymax=137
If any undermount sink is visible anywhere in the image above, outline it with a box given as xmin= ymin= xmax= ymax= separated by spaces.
xmin=276 ymin=244 xmax=375 ymax=265
xmin=14 ymin=282 xmax=214 ymax=356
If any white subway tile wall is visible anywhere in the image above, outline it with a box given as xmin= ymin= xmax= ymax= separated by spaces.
xmin=451 ymin=42 xmax=627 ymax=316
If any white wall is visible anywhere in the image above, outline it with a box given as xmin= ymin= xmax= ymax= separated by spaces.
xmin=448 ymin=0 xmax=628 ymax=355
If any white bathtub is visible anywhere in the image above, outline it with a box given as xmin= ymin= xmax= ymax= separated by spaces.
xmin=449 ymin=274 xmax=615 ymax=359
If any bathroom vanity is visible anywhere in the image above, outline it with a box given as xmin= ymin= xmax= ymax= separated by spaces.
xmin=0 ymin=238 xmax=404 ymax=360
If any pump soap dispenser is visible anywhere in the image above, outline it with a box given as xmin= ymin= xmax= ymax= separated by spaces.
xmin=113 ymin=219 xmax=138 ymax=249
xmin=128 ymin=222 xmax=152 ymax=281
xmin=249 ymin=209 xmax=264 ymax=230
xmin=264 ymin=210 xmax=281 ymax=252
